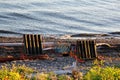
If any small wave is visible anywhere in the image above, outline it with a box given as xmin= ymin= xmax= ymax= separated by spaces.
xmin=31 ymin=2 xmax=49 ymax=7
xmin=0 ymin=15 xmax=11 ymax=19
xmin=0 ymin=2 xmax=25 ymax=9
xmin=7 ymin=13 xmax=40 ymax=21
xmin=109 ymin=32 xmax=120 ymax=35
xmin=36 ymin=11 xmax=105 ymax=26
xmin=0 ymin=30 xmax=21 ymax=34
xmin=0 ymin=14 xmax=16 ymax=20
xmin=19 ymin=28 xmax=66 ymax=34
xmin=71 ymin=33 xmax=110 ymax=37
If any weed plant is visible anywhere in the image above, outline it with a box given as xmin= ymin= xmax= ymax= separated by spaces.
xmin=0 ymin=60 xmax=120 ymax=80
xmin=84 ymin=59 xmax=120 ymax=80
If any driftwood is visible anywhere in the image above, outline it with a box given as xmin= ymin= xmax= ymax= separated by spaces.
xmin=0 ymin=43 xmax=23 ymax=46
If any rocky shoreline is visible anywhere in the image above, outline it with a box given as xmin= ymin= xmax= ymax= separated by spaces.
xmin=0 ymin=52 xmax=119 ymax=75
xmin=0 ymin=34 xmax=120 ymax=75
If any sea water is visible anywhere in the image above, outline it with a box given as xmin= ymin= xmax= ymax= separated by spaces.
xmin=0 ymin=0 xmax=120 ymax=36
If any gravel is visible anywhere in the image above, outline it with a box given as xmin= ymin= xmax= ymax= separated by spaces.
xmin=0 ymin=52 xmax=119 ymax=75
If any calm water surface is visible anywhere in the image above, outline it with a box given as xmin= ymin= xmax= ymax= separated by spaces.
xmin=0 ymin=0 xmax=120 ymax=36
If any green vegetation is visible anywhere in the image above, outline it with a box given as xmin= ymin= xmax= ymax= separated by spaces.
xmin=84 ymin=59 xmax=120 ymax=80
xmin=84 ymin=66 xmax=120 ymax=80
xmin=114 ymin=64 xmax=120 ymax=68
xmin=0 ymin=60 xmax=120 ymax=80
xmin=0 ymin=63 xmax=35 ymax=80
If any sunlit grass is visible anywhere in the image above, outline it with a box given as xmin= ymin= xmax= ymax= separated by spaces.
xmin=0 ymin=63 xmax=35 ymax=80
xmin=0 ymin=60 xmax=120 ymax=80
xmin=84 ymin=59 xmax=120 ymax=80
xmin=84 ymin=66 xmax=120 ymax=80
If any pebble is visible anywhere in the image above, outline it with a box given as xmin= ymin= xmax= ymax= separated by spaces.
xmin=0 ymin=54 xmax=119 ymax=75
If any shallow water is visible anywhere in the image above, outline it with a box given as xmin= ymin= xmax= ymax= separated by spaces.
xmin=0 ymin=0 xmax=120 ymax=35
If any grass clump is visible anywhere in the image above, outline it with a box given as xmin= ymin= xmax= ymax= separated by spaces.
xmin=84 ymin=66 xmax=120 ymax=80
xmin=0 ymin=60 xmax=120 ymax=80
xmin=58 ymin=74 xmax=73 ymax=80
xmin=84 ymin=60 xmax=120 ymax=80
xmin=114 ymin=64 xmax=120 ymax=68
xmin=0 ymin=63 xmax=35 ymax=80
